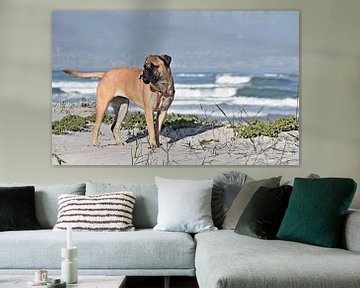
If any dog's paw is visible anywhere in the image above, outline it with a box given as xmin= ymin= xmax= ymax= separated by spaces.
xmin=148 ymin=140 xmax=159 ymax=149
xmin=114 ymin=140 xmax=125 ymax=146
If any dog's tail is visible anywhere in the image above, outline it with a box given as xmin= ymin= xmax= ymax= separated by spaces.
xmin=63 ymin=69 xmax=105 ymax=79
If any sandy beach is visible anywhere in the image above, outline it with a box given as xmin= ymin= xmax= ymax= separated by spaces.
xmin=52 ymin=106 xmax=299 ymax=166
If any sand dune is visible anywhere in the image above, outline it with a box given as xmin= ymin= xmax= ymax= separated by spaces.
xmin=52 ymin=106 xmax=299 ymax=166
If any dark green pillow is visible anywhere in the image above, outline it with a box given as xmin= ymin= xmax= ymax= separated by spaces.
xmin=277 ymin=178 xmax=357 ymax=247
xmin=235 ymin=185 xmax=292 ymax=239
xmin=0 ymin=186 xmax=41 ymax=231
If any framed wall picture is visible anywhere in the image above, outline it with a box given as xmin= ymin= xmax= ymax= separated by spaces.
xmin=52 ymin=11 xmax=299 ymax=166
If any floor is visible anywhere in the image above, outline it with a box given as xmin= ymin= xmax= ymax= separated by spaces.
xmin=126 ymin=276 xmax=199 ymax=288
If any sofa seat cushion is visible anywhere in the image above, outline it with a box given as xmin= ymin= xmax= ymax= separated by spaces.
xmin=0 ymin=229 xmax=195 ymax=271
xmin=195 ymin=230 xmax=360 ymax=288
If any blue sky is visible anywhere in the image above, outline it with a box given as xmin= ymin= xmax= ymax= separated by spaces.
xmin=52 ymin=11 xmax=299 ymax=73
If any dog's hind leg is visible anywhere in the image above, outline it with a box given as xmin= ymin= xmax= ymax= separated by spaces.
xmin=92 ymin=104 xmax=107 ymax=146
xmin=92 ymin=91 xmax=113 ymax=146
xmin=110 ymin=97 xmax=129 ymax=145
xmin=92 ymin=79 xmax=117 ymax=146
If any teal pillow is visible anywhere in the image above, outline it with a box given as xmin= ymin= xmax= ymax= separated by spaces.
xmin=277 ymin=178 xmax=357 ymax=247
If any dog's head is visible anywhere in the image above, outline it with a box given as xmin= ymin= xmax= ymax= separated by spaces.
xmin=141 ymin=54 xmax=172 ymax=85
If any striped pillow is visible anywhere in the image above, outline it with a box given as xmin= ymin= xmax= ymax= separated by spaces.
xmin=53 ymin=192 xmax=136 ymax=231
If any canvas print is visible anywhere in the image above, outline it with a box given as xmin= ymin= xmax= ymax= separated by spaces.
xmin=52 ymin=11 xmax=299 ymax=165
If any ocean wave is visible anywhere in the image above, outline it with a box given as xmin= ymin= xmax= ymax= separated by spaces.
xmin=215 ymin=74 xmax=251 ymax=85
xmin=176 ymin=73 xmax=208 ymax=78
xmin=172 ymin=98 xmax=232 ymax=106
xmin=52 ymin=92 xmax=96 ymax=101
xmin=236 ymin=87 xmax=297 ymax=99
xmin=174 ymin=96 xmax=297 ymax=108
xmin=52 ymin=87 xmax=63 ymax=94
xmin=52 ymin=81 xmax=98 ymax=88
xmin=263 ymin=73 xmax=291 ymax=78
xmin=60 ymin=88 xmax=97 ymax=94
xmin=175 ymin=83 xmax=219 ymax=89
xmin=264 ymin=73 xmax=280 ymax=78
xmin=175 ymin=87 xmax=237 ymax=99
xmin=52 ymin=71 xmax=299 ymax=118
xmin=249 ymin=76 xmax=294 ymax=87
xmin=231 ymin=96 xmax=297 ymax=108
xmin=52 ymin=81 xmax=98 ymax=95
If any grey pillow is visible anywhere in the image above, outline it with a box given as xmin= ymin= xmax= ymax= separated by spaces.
xmin=212 ymin=171 xmax=251 ymax=228
xmin=284 ymin=173 xmax=320 ymax=186
xmin=86 ymin=181 xmax=158 ymax=229
xmin=0 ymin=183 xmax=86 ymax=228
xmin=154 ymin=177 xmax=217 ymax=233
xmin=35 ymin=184 xmax=86 ymax=228
xmin=222 ymin=177 xmax=281 ymax=230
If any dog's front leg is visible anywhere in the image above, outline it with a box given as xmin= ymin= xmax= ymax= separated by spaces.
xmin=144 ymin=108 xmax=157 ymax=148
xmin=156 ymin=110 xmax=167 ymax=146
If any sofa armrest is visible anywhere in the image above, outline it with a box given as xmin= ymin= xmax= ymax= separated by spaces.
xmin=342 ymin=209 xmax=360 ymax=253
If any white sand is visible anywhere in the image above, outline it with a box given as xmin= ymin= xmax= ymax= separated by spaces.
xmin=52 ymin=106 xmax=299 ymax=166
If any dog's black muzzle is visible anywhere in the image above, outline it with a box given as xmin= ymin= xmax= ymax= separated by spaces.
xmin=142 ymin=67 xmax=159 ymax=85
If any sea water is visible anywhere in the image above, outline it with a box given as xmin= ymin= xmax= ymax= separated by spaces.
xmin=52 ymin=70 xmax=299 ymax=122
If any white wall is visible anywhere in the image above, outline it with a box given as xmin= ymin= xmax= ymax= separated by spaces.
xmin=0 ymin=0 xmax=359 ymax=208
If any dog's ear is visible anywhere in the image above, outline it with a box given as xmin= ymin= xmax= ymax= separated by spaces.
xmin=159 ymin=54 xmax=172 ymax=67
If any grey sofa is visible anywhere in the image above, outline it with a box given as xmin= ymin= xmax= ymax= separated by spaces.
xmin=0 ymin=181 xmax=360 ymax=288
xmin=0 ymin=182 xmax=195 ymax=280
xmin=195 ymin=212 xmax=360 ymax=288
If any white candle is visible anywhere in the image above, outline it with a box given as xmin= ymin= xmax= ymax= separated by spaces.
xmin=67 ymin=225 xmax=72 ymax=249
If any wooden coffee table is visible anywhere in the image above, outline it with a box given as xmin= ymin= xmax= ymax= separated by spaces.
xmin=0 ymin=275 xmax=126 ymax=288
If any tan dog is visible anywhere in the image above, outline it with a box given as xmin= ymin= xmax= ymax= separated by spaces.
xmin=64 ymin=54 xmax=175 ymax=148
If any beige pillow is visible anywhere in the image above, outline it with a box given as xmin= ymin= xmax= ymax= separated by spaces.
xmin=222 ymin=177 xmax=281 ymax=230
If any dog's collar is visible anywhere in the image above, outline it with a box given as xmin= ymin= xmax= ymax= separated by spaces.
xmin=150 ymin=83 xmax=174 ymax=110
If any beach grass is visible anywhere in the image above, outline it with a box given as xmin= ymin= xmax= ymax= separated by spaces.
xmin=233 ymin=116 xmax=299 ymax=138
xmin=52 ymin=112 xmax=215 ymax=135
xmin=52 ymin=110 xmax=298 ymax=140
xmin=52 ymin=114 xmax=114 ymax=135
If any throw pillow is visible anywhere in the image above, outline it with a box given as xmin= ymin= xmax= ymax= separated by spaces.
xmin=277 ymin=178 xmax=357 ymax=248
xmin=235 ymin=185 xmax=293 ymax=239
xmin=53 ymin=192 xmax=136 ymax=231
xmin=153 ymin=177 xmax=217 ymax=233
xmin=222 ymin=176 xmax=281 ymax=230
xmin=284 ymin=173 xmax=320 ymax=186
xmin=86 ymin=181 xmax=158 ymax=229
xmin=212 ymin=171 xmax=251 ymax=228
xmin=0 ymin=186 xmax=41 ymax=231
xmin=34 ymin=184 xmax=86 ymax=229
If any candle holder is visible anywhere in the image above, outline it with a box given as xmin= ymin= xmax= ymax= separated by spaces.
xmin=61 ymin=247 xmax=78 ymax=284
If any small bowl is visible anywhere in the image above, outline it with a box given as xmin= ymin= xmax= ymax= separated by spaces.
xmin=47 ymin=279 xmax=66 ymax=288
